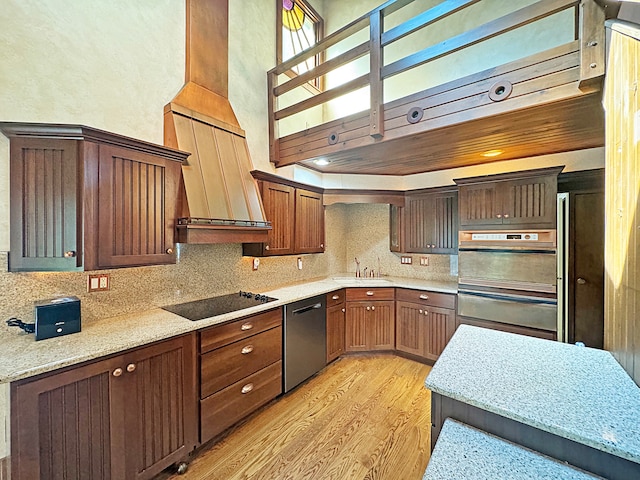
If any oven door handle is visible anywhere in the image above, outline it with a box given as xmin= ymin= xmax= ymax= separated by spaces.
xmin=291 ymin=303 xmax=323 ymax=315
xmin=458 ymin=290 xmax=557 ymax=305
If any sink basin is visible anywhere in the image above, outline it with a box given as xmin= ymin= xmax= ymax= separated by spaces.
xmin=332 ymin=277 xmax=392 ymax=286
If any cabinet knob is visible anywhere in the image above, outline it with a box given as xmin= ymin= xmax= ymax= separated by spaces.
xmin=241 ymin=383 xmax=254 ymax=394
xmin=332 ymin=295 xmax=340 ymax=300
xmin=241 ymin=322 xmax=254 ymax=331
xmin=371 ymin=305 xmax=375 ymax=311
xmin=419 ymin=294 xmax=429 ymax=300
xmin=64 ymin=250 xmax=77 ymax=258
xmin=265 ymin=245 xmax=270 ymax=250
xmin=496 ymin=214 xmax=502 ymax=219
xmin=419 ymin=309 xmax=423 ymax=314
xmin=577 ymin=278 xmax=587 ymax=285
xmin=126 ymin=363 xmax=136 ymax=373
xmin=112 ymin=368 xmax=123 ymax=377
xmin=341 ymin=308 xmax=346 ymax=313
xmin=366 ymin=291 xmax=374 ymax=296
xmin=166 ymin=248 xmax=174 ymax=255
xmin=503 ymin=214 xmax=510 ymax=219
xmin=241 ymin=345 xmax=254 ymax=354
xmin=366 ymin=306 xmax=371 ymax=311
xmin=320 ymin=243 xmax=324 ymax=248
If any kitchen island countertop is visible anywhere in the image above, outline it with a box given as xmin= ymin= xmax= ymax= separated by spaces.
xmin=425 ymin=325 xmax=640 ymax=465
xmin=0 ymin=275 xmax=456 ymax=383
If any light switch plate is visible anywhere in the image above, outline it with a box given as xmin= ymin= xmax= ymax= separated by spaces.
xmin=420 ymin=257 xmax=429 ymax=266
xmin=88 ymin=274 xmax=110 ymax=292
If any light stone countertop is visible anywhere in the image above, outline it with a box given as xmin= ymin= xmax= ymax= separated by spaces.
xmin=0 ymin=275 xmax=456 ymax=383
xmin=423 ymin=419 xmax=603 ymax=480
xmin=425 ymin=325 xmax=640 ymax=465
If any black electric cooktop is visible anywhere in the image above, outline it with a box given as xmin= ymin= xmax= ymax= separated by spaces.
xmin=161 ymin=291 xmax=278 ymax=321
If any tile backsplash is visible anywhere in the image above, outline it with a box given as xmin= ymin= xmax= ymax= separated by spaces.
xmin=0 ymin=204 xmax=456 ymax=328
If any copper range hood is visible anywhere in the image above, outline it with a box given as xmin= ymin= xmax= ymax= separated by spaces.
xmin=164 ymin=0 xmax=270 ymax=244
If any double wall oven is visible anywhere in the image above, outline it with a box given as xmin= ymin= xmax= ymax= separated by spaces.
xmin=457 ymin=230 xmax=558 ymax=339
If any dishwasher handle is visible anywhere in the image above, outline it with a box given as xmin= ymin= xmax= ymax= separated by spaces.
xmin=291 ymin=303 xmax=323 ymax=315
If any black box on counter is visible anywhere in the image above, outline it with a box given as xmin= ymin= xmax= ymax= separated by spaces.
xmin=34 ymin=296 xmax=81 ymax=341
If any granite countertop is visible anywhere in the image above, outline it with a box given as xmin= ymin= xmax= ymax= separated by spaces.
xmin=423 ymin=419 xmax=603 ymax=480
xmin=0 ymin=275 xmax=456 ymax=383
xmin=425 ymin=325 xmax=640 ymax=464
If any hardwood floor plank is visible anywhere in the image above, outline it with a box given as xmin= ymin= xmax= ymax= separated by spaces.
xmin=160 ymin=354 xmax=432 ymax=480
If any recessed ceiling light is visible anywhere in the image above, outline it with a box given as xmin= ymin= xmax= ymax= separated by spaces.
xmin=481 ymin=149 xmax=503 ymax=158
xmin=313 ymin=159 xmax=330 ymax=166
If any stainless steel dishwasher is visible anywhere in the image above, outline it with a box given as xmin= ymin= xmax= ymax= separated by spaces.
xmin=283 ymin=295 xmax=327 ymax=392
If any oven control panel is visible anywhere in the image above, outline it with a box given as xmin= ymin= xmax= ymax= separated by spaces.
xmin=470 ymin=232 xmax=539 ymax=241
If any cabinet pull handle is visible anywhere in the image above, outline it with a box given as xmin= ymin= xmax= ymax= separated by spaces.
xmin=166 ymin=248 xmax=173 ymax=255
xmin=366 ymin=291 xmax=374 ymax=296
xmin=241 ymin=322 xmax=254 ymax=331
xmin=419 ymin=294 xmax=429 ymax=300
xmin=126 ymin=363 xmax=136 ymax=373
xmin=64 ymin=250 xmax=77 ymax=258
xmin=265 ymin=245 xmax=270 ymax=250
xmin=112 ymin=368 xmax=123 ymax=377
xmin=241 ymin=383 xmax=254 ymax=394
xmin=332 ymin=295 xmax=340 ymax=300
xmin=241 ymin=345 xmax=254 ymax=354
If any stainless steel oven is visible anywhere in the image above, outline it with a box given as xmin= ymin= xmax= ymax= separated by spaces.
xmin=457 ymin=230 xmax=558 ymax=336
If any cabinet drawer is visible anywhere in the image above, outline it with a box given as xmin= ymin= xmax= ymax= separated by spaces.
xmin=395 ymin=289 xmax=456 ymax=309
xmin=200 ymin=307 xmax=282 ymax=353
xmin=346 ymin=288 xmax=395 ymax=301
xmin=327 ymin=289 xmax=345 ymax=308
xmin=200 ymin=326 xmax=282 ymax=398
xmin=200 ymin=361 xmax=282 ymax=442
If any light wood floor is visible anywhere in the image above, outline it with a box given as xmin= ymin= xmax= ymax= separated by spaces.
xmin=164 ymin=354 xmax=433 ymax=480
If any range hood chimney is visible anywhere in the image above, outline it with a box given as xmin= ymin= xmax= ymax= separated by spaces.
xmin=164 ymin=0 xmax=270 ymax=244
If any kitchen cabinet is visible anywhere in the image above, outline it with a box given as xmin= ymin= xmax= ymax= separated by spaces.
xmin=404 ymin=187 xmax=458 ymax=254
xmin=345 ymin=288 xmax=395 ymax=352
xmin=455 ymin=167 xmax=562 ymax=229
xmin=10 ymin=334 xmax=198 ymax=480
xmin=199 ymin=308 xmax=282 ymax=443
xmin=396 ymin=289 xmax=457 ymax=361
xmin=389 ymin=204 xmax=404 ymax=252
xmin=243 ymin=175 xmax=325 ymax=256
xmin=326 ymin=290 xmax=346 ymax=363
xmin=0 ymin=123 xmax=186 ymax=272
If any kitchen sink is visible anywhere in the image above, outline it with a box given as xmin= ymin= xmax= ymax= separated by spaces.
xmin=331 ymin=277 xmax=392 ymax=286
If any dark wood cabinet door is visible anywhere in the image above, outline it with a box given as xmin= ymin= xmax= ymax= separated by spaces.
xmin=405 ymin=194 xmax=434 ymax=253
xmin=97 ymin=144 xmax=180 ymax=269
xmin=501 ymin=175 xmax=557 ymax=228
xmin=11 ymin=355 xmax=124 ymax=480
xmin=389 ymin=204 xmax=404 ymax=252
xmin=369 ymin=301 xmax=395 ymax=350
xmin=294 ymin=188 xmax=325 ymax=253
xmin=458 ymin=182 xmax=501 ymax=227
xmin=123 ymin=335 xmax=197 ymax=480
xmin=326 ymin=303 xmax=346 ymax=363
xmin=424 ymin=307 xmax=456 ymax=361
xmin=395 ymin=301 xmax=425 ymax=357
xmin=431 ymin=190 xmax=458 ymax=254
xmin=9 ymin=138 xmax=82 ymax=271
xmin=261 ymin=181 xmax=295 ymax=255
xmin=345 ymin=303 xmax=369 ymax=352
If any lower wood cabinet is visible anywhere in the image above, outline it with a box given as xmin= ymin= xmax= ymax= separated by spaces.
xmin=395 ymin=289 xmax=457 ymax=361
xmin=199 ymin=308 xmax=283 ymax=443
xmin=10 ymin=334 xmax=198 ymax=480
xmin=345 ymin=288 xmax=395 ymax=352
xmin=326 ymin=290 xmax=346 ymax=363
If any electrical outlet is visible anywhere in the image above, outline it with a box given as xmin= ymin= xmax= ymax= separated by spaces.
xmin=252 ymin=258 xmax=260 ymax=271
xmin=297 ymin=257 xmax=303 ymax=270
xmin=401 ymin=256 xmax=412 ymax=264
xmin=88 ymin=274 xmax=110 ymax=292
xmin=420 ymin=257 xmax=429 ymax=266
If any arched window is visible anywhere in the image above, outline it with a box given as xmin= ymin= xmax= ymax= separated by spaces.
xmin=276 ymin=0 xmax=324 ymax=90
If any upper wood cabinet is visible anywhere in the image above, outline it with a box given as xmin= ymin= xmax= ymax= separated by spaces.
xmin=11 ymin=334 xmax=198 ymax=480
xmin=1 ymin=123 xmax=187 ymax=271
xmin=244 ymin=174 xmax=324 ymax=256
xmin=455 ymin=167 xmax=562 ymax=229
xmin=389 ymin=204 xmax=404 ymax=252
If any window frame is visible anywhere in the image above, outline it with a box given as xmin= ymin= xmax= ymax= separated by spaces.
xmin=276 ymin=0 xmax=325 ymax=92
